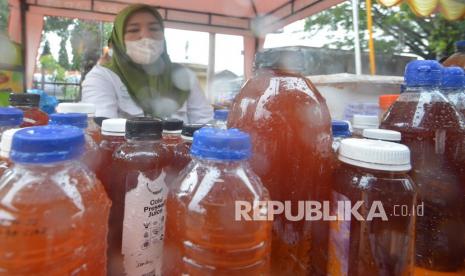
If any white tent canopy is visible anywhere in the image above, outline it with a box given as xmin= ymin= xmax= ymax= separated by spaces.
xmin=8 ymin=0 xmax=344 ymax=88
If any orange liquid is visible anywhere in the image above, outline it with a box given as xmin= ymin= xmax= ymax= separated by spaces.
xmin=0 ymin=156 xmax=11 ymax=176
xmin=96 ymin=134 xmax=126 ymax=195
xmin=87 ymin=118 xmax=102 ymax=145
xmin=14 ymin=106 xmax=48 ymax=127
xmin=381 ymin=89 xmax=465 ymax=274
xmin=108 ymin=139 xmax=169 ymax=275
xmin=0 ymin=161 xmax=111 ymax=275
xmin=228 ymin=69 xmax=334 ymax=275
xmin=164 ymin=159 xmax=271 ymax=275
xmin=162 ymin=134 xmax=184 ymax=187
xmin=443 ymin=52 xmax=465 ymax=69
xmin=81 ymin=134 xmax=100 ymax=173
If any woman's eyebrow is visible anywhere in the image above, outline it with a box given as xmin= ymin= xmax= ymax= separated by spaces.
xmin=126 ymin=23 xmax=140 ymax=28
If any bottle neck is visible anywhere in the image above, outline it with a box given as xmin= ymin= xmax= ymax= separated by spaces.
xmin=127 ymin=137 xmax=162 ymax=143
xmin=14 ymin=159 xmax=78 ymax=170
xmin=441 ymin=87 xmax=463 ymax=94
xmin=255 ymin=67 xmax=301 ymax=76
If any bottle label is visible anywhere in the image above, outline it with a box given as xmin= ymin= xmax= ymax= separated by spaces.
xmin=122 ymin=171 xmax=167 ymax=276
xmin=327 ymin=191 xmax=351 ymax=276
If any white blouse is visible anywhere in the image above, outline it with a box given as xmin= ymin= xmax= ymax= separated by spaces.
xmin=81 ymin=65 xmax=213 ymax=123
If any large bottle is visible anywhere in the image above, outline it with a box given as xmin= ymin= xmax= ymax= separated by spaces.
xmin=164 ymin=127 xmax=271 ymax=275
xmin=228 ymin=49 xmax=334 ymax=275
xmin=9 ymin=93 xmax=48 ymax=127
xmin=97 ymin=118 xmax=126 ymax=195
xmin=0 ymin=125 xmax=111 ymax=275
xmin=56 ymin=102 xmax=102 ymax=144
xmin=110 ymin=117 xmax=169 ymax=276
xmin=328 ymin=138 xmax=416 ymax=276
xmin=380 ymin=60 xmax=465 ymax=274
xmin=443 ymin=40 xmax=465 ymax=68
xmin=49 ymin=112 xmax=100 ymax=172
xmin=441 ymin=66 xmax=465 ymax=117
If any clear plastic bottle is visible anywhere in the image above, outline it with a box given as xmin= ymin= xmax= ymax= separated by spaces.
xmin=0 ymin=125 xmax=111 ymax=275
xmin=56 ymin=102 xmax=102 ymax=144
xmin=441 ymin=66 xmax=465 ymax=117
xmin=228 ymin=48 xmax=333 ymax=275
xmin=9 ymin=93 xmax=48 ymax=127
xmin=328 ymin=138 xmax=416 ymax=276
xmin=49 ymin=113 xmax=100 ymax=172
xmin=379 ymin=94 xmax=399 ymax=122
xmin=208 ymin=109 xmax=228 ymax=129
xmin=97 ymin=118 xmax=126 ymax=195
xmin=380 ymin=60 xmax=465 ymax=274
xmin=0 ymin=128 xmax=20 ymax=176
xmin=162 ymin=118 xmax=183 ymax=146
xmin=332 ymin=120 xmax=351 ymax=152
xmin=443 ymin=40 xmax=465 ymax=69
xmin=362 ymin=129 xmax=401 ymax=143
xmin=164 ymin=127 xmax=271 ymax=275
xmin=110 ymin=118 xmax=169 ymax=276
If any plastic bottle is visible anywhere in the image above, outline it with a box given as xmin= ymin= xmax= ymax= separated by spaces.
xmin=228 ymin=48 xmax=333 ymax=275
xmin=9 ymin=93 xmax=48 ymax=127
xmin=443 ymin=40 xmax=465 ymax=68
xmin=0 ymin=128 xmax=20 ymax=176
xmin=56 ymin=102 xmax=102 ymax=144
xmin=352 ymin=114 xmax=379 ymax=138
xmin=362 ymin=129 xmax=401 ymax=142
xmin=379 ymin=94 xmax=399 ymax=121
xmin=49 ymin=113 xmax=100 ymax=172
xmin=0 ymin=125 xmax=111 ymax=275
xmin=164 ymin=127 xmax=271 ymax=275
xmin=380 ymin=60 xmax=465 ymax=274
xmin=441 ymin=66 xmax=465 ymax=117
xmin=171 ymin=123 xmax=204 ymax=176
xmin=0 ymin=107 xmax=23 ymax=135
xmin=332 ymin=120 xmax=351 ymax=152
xmin=162 ymin=118 xmax=183 ymax=146
xmin=97 ymin=118 xmax=126 ymax=195
xmin=328 ymin=138 xmax=416 ymax=276
xmin=109 ymin=118 xmax=169 ymax=276
xmin=209 ymin=109 xmax=228 ymax=129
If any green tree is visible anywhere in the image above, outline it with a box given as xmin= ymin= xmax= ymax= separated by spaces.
xmin=305 ymin=2 xmax=465 ymax=59
xmin=0 ymin=0 xmax=8 ymax=32
xmin=42 ymin=40 xmax=51 ymax=56
xmin=58 ymin=38 xmax=70 ymax=69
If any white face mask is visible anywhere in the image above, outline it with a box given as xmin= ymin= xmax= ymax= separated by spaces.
xmin=108 ymin=48 xmax=113 ymax=57
xmin=125 ymin=38 xmax=164 ymax=65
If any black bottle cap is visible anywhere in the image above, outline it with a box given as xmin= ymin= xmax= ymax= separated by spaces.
xmin=254 ymin=48 xmax=305 ymax=72
xmin=126 ymin=117 xmax=163 ymax=140
xmin=181 ymin=124 xmax=204 ymax=138
xmin=162 ymin=118 xmax=183 ymax=131
xmin=9 ymin=93 xmax=40 ymax=107
xmin=93 ymin=117 xmax=108 ymax=127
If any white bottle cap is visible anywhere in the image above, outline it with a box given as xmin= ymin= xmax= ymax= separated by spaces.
xmin=56 ymin=103 xmax=96 ymax=117
xmin=363 ymin=129 xmax=401 ymax=142
xmin=1 ymin=128 xmax=21 ymax=158
xmin=352 ymin=114 xmax=379 ymax=129
xmin=339 ymin=138 xmax=411 ymax=171
xmin=101 ymin=118 xmax=127 ymax=136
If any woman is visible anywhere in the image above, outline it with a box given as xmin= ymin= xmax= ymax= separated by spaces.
xmin=82 ymin=4 xmax=213 ymax=123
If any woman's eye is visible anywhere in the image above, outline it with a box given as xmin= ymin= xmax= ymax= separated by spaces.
xmin=126 ymin=29 xmax=139 ymax=33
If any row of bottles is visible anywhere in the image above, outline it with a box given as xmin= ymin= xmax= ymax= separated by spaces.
xmin=0 ymin=49 xmax=465 ymax=276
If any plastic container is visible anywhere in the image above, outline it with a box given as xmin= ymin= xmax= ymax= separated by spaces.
xmin=0 ymin=125 xmax=110 ymax=274
xmin=228 ymin=48 xmax=333 ymax=275
xmin=56 ymin=102 xmax=101 ymax=144
xmin=208 ymin=109 xmax=229 ymax=129
xmin=9 ymin=93 xmax=48 ymax=127
xmin=380 ymin=60 xmax=465 ymax=274
xmin=0 ymin=128 xmax=20 ymax=175
xmin=352 ymin=114 xmax=379 ymax=138
xmin=164 ymin=127 xmax=271 ymax=275
xmin=328 ymin=138 xmax=416 ymax=275
xmin=379 ymin=94 xmax=399 ymax=121
xmin=443 ymin=40 xmax=465 ymax=69
xmin=440 ymin=66 xmax=465 ymax=117
xmin=97 ymin=118 xmax=126 ymax=195
xmin=362 ymin=128 xmax=401 ymax=142
xmin=332 ymin=120 xmax=351 ymax=152
xmin=110 ymin=118 xmax=169 ymax=276
xmin=162 ymin=118 xmax=183 ymax=145
xmin=50 ymin=112 xmax=100 ymax=172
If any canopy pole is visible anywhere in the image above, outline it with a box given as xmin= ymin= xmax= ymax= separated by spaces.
xmin=352 ymin=0 xmax=362 ymax=75
xmin=366 ymin=0 xmax=376 ymax=75
xmin=20 ymin=0 xmax=27 ymax=91
xmin=207 ymin=32 xmax=216 ymax=101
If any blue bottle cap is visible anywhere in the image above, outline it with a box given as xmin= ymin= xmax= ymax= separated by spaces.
xmin=455 ymin=40 xmax=465 ymax=48
xmin=214 ymin=109 xmax=229 ymax=121
xmin=441 ymin=67 xmax=465 ymax=89
xmin=11 ymin=125 xmax=85 ymax=164
xmin=0 ymin=107 xmax=23 ymax=126
xmin=50 ymin=113 xmax=88 ymax=129
xmin=404 ymin=60 xmax=442 ymax=87
xmin=332 ymin=120 xmax=351 ymax=138
xmin=191 ymin=127 xmax=251 ymax=160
